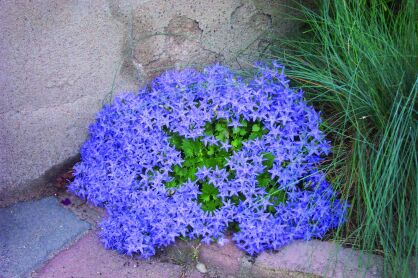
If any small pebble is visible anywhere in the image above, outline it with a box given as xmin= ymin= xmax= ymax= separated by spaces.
xmin=196 ymin=262 xmax=207 ymax=273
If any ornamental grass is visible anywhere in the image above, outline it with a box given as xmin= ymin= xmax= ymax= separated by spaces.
xmin=261 ymin=0 xmax=417 ymax=276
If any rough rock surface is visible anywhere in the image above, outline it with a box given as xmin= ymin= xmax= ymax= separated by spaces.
xmin=0 ymin=0 xmax=302 ymax=206
xmin=115 ymin=0 xmax=295 ymax=80
xmin=0 ymin=1 xmax=136 ymax=206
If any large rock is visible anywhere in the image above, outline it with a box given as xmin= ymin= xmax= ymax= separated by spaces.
xmin=0 ymin=1 xmax=136 ymax=206
xmin=113 ymin=0 xmax=298 ymax=80
xmin=0 ymin=0 xmax=302 ymax=205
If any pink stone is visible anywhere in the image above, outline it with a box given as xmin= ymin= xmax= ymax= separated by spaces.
xmin=252 ymin=240 xmax=383 ymax=278
xmin=199 ymin=237 xmax=245 ymax=276
xmin=185 ymin=270 xmax=206 ymax=278
xmin=33 ymin=231 xmax=183 ymax=278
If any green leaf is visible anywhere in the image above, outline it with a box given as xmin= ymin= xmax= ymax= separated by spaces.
xmin=249 ymin=133 xmax=258 ymax=140
xmin=183 ymin=160 xmax=194 ymax=167
xmin=165 ymin=180 xmax=177 ymax=188
xmin=203 ymin=199 xmax=220 ymax=212
xmin=267 ymin=206 xmax=276 ymax=213
xmin=232 ymin=139 xmax=241 ymax=148
xmin=181 ymin=140 xmax=194 ymax=157
xmin=215 ymin=123 xmax=224 ymax=131
xmin=178 ymin=168 xmax=187 ymax=177
xmin=262 ymin=152 xmax=275 ymax=168
xmin=216 ymin=157 xmax=226 ymax=167
xmin=169 ymin=134 xmax=182 ymax=147
xmin=252 ymin=124 xmax=260 ymax=132
xmin=257 ymin=174 xmax=271 ymax=187
xmin=200 ymin=194 xmax=210 ymax=202
xmin=216 ymin=133 xmax=225 ymax=141
xmin=189 ymin=167 xmax=197 ymax=177
xmin=201 ymin=183 xmax=218 ymax=195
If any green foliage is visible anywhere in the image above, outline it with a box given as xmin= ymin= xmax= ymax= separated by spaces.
xmin=262 ymin=0 xmax=417 ymax=276
xmin=166 ymin=118 xmax=285 ymax=212
xmin=199 ymin=183 xmax=222 ymax=211
xmin=258 ymin=152 xmax=286 ymax=212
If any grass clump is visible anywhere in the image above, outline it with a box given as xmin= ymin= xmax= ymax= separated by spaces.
xmin=262 ymin=0 xmax=417 ymax=276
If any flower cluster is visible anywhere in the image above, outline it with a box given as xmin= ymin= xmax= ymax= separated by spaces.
xmin=69 ymin=62 xmax=347 ymax=258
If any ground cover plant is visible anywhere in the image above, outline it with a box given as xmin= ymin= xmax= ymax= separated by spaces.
xmin=69 ymin=62 xmax=347 ymax=258
xmin=262 ymin=0 xmax=417 ymax=276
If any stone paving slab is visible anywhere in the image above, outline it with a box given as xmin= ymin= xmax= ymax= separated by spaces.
xmin=252 ymin=240 xmax=383 ymax=278
xmin=3 ymin=193 xmax=389 ymax=278
xmin=199 ymin=236 xmax=245 ymax=276
xmin=33 ymin=231 xmax=184 ymax=278
xmin=0 ymin=197 xmax=90 ymax=278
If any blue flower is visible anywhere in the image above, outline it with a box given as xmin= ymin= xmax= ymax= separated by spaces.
xmin=69 ymin=61 xmax=347 ymax=258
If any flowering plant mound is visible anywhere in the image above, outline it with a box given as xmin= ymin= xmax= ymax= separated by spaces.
xmin=69 ymin=62 xmax=347 ymax=258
